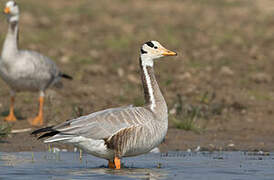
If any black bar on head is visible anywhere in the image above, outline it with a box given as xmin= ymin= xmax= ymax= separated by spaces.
xmin=145 ymin=41 xmax=154 ymax=48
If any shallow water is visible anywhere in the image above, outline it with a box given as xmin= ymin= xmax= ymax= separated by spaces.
xmin=0 ymin=151 xmax=273 ymax=180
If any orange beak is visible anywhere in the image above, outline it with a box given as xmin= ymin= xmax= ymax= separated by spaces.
xmin=162 ymin=49 xmax=177 ymax=56
xmin=4 ymin=7 xmax=10 ymax=14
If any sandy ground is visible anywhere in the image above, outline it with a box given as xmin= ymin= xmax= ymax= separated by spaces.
xmin=0 ymin=0 xmax=274 ymax=152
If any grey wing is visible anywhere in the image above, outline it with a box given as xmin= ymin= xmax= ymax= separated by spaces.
xmin=45 ymin=105 xmax=153 ymax=142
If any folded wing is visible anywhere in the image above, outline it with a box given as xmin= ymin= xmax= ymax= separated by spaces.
xmin=36 ymin=105 xmax=153 ymax=143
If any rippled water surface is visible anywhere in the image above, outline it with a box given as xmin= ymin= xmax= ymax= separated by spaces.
xmin=0 ymin=151 xmax=274 ymax=179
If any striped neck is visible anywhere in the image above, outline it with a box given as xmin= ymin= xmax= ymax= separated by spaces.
xmin=139 ymin=57 xmax=167 ymax=114
xmin=1 ymin=21 xmax=19 ymax=59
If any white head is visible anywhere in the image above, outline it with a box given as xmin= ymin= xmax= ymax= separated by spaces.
xmin=4 ymin=1 xmax=19 ymax=22
xmin=140 ymin=41 xmax=177 ymax=67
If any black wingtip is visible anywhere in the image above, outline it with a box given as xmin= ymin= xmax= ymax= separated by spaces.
xmin=31 ymin=126 xmax=54 ymax=135
xmin=38 ymin=131 xmax=59 ymax=139
xmin=60 ymin=73 xmax=73 ymax=80
xmin=31 ymin=126 xmax=60 ymax=140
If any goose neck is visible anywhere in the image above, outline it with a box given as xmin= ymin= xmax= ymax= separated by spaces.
xmin=1 ymin=20 xmax=19 ymax=59
xmin=139 ymin=57 xmax=167 ymax=115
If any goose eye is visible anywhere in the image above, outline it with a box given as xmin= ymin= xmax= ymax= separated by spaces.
xmin=154 ymin=46 xmax=158 ymax=49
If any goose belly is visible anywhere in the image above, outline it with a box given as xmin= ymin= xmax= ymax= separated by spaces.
xmin=0 ymin=68 xmax=51 ymax=92
xmin=3 ymin=77 xmax=42 ymax=91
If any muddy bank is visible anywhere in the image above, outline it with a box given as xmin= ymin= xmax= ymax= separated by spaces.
xmin=1 ymin=127 xmax=274 ymax=152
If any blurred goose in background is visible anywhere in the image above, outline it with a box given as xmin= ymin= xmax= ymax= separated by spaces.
xmin=0 ymin=1 xmax=72 ymax=126
xmin=32 ymin=41 xmax=177 ymax=169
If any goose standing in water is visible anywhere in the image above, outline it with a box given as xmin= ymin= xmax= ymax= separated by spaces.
xmin=0 ymin=1 xmax=72 ymax=126
xmin=32 ymin=41 xmax=177 ymax=169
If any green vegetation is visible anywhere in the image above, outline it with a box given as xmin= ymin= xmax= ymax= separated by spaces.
xmin=170 ymin=94 xmax=202 ymax=133
xmin=170 ymin=92 xmax=228 ymax=132
xmin=133 ymin=96 xmax=145 ymax=107
xmin=0 ymin=123 xmax=11 ymax=138
xmin=170 ymin=112 xmax=200 ymax=133
xmin=72 ymin=105 xmax=84 ymax=118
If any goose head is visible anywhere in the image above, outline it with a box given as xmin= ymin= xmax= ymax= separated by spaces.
xmin=140 ymin=41 xmax=177 ymax=67
xmin=4 ymin=1 xmax=19 ymax=22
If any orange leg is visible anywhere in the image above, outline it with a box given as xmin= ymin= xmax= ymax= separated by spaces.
xmin=28 ymin=96 xmax=44 ymax=126
xmin=114 ymin=157 xmax=121 ymax=170
xmin=4 ymin=96 xmax=17 ymax=122
xmin=108 ymin=160 xmax=115 ymax=169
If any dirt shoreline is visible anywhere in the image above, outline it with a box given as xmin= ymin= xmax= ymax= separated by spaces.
xmin=1 ymin=127 xmax=274 ymax=152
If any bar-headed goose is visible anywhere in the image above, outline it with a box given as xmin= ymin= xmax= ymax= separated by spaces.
xmin=32 ymin=41 xmax=177 ymax=169
xmin=0 ymin=1 xmax=72 ymax=126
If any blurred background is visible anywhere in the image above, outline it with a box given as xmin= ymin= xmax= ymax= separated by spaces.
xmin=0 ymin=0 xmax=274 ymax=152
